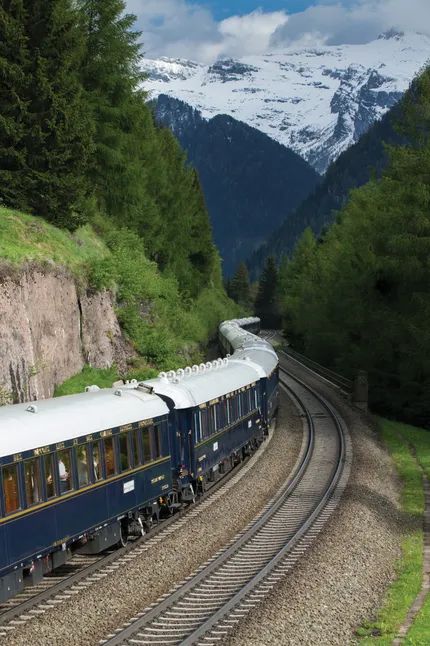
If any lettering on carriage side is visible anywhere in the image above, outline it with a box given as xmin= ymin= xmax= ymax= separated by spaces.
xmin=56 ymin=442 xmax=65 ymax=450
xmin=248 ymin=420 xmax=252 ymax=428
xmin=121 ymin=424 xmax=132 ymax=432
xmin=161 ymin=484 xmax=169 ymax=491
xmin=34 ymin=446 xmax=50 ymax=456
xmin=209 ymin=398 xmax=219 ymax=406
xmin=85 ymin=434 xmax=93 ymax=442
xmin=213 ymin=442 xmax=218 ymax=452
xmin=198 ymin=454 xmax=206 ymax=462
xmin=13 ymin=453 xmax=22 ymax=462
xmin=101 ymin=429 xmax=113 ymax=438
xmin=138 ymin=419 xmax=153 ymax=428
xmin=151 ymin=474 xmax=165 ymax=485
xmin=123 ymin=480 xmax=135 ymax=494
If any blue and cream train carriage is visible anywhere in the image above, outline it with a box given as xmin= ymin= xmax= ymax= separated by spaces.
xmin=0 ymin=318 xmax=278 ymax=601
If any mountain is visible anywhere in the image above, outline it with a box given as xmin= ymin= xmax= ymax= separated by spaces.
xmin=247 ymin=91 xmax=406 ymax=277
xmin=153 ymin=95 xmax=319 ymax=276
xmin=142 ymin=31 xmax=430 ymax=174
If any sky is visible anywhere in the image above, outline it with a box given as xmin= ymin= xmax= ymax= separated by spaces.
xmin=125 ymin=0 xmax=430 ymax=62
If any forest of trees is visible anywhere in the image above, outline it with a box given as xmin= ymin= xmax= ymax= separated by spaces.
xmin=277 ymin=67 xmax=430 ymax=425
xmin=0 ymin=0 xmax=218 ymax=298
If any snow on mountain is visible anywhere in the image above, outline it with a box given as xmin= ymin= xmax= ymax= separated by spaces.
xmin=142 ymin=31 xmax=430 ymax=173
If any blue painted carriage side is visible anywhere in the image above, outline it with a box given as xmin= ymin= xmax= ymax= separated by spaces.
xmin=193 ymin=411 xmax=262 ymax=478
xmin=0 ymin=412 xmax=173 ymax=578
xmin=0 ymin=456 xmax=172 ymax=577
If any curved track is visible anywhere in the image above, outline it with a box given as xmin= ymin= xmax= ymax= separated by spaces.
xmin=99 ymin=366 xmax=352 ymax=646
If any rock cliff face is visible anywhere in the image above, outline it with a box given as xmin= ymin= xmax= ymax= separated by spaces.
xmin=0 ymin=266 xmax=132 ymax=404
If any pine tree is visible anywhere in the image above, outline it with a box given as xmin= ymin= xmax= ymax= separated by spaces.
xmin=78 ymin=0 xmax=147 ymax=224
xmin=255 ymin=256 xmax=280 ymax=328
xmin=21 ymin=0 xmax=93 ymax=228
xmin=229 ymin=263 xmax=251 ymax=310
xmin=0 ymin=1 xmax=28 ymax=210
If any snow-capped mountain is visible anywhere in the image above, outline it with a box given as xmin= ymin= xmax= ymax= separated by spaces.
xmin=142 ymin=30 xmax=430 ymax=173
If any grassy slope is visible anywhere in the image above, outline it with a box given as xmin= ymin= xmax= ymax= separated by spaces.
xmin=0 ymin=207 xmax=106 ymax=274
xmin=0 ymin=208 xmax=239 ymax=394
xmin=358 ymin=418 xmax=430 ymax=644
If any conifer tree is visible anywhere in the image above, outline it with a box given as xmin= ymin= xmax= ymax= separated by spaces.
xmin=255 ymin=256 xmax=280 ymax=328
xmin=0 ymin=0 xmax=28 ymax=211
xmin=229 ymin=263 xmax=251 ymax=309
xmin=21 ymin=0 xmax=93 ymax=228
xmin=78 ymin=0 xmax=146 ymax=225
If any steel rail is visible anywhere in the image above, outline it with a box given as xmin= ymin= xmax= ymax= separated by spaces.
xmin=99 ymin=365 xmax=351 ymax=646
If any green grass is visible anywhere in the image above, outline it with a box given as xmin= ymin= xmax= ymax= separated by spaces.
xmin=54 ymin=366 xmax=120 ymax=397
xmin=0 ymin=207 xmax=106 ymax=277
xmin=357 ymin=418 xmax=429 ymax=644
xmin=405 ymin=593 xmax=430 ymax=645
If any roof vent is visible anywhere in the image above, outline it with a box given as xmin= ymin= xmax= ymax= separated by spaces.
xmin=138 ymin=383 xmax=154 ymax=394
xmin=114 ymin=389 xmax=123 ymax=397
xmin=26 ymin=404 xmax=38 ymax=414
xmin=184 ymin=366 xmax=192 ymax=376
xmin=85 ymin=385 xmax=100 ymax=393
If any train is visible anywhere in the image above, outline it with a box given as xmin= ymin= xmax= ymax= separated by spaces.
xmin=0 ymin=317 xmax=279 ymax=602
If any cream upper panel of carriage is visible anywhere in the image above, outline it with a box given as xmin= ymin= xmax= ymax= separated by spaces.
xmin=144 ymin=359 xmax=262 ymax=410
xmin=0 ymin=388 xmax=168 ymax=459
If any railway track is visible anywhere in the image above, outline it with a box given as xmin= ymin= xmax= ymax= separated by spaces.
xmin=0 ymin=429 xmax=274 ymax=640
xmin=99 ymin=365 xmax=352 ymax=646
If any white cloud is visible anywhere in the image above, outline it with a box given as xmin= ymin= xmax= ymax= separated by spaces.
xmin=126 ymin=0 xmax=430 ymax=63
xmin=270 ymin=0 xmax=430 ymax=48
xmin=126 ymin=1 xmax=288 ymax=62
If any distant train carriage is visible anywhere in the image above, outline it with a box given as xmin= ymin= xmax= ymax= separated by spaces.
xmin=143 ymin=356 xmax=267 ymax=492
xmin=0 ymin=385 xmax=171 ymax=601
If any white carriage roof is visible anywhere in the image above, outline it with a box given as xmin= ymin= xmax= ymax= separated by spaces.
xmin=0 ymin=387 xmax=169 ymax=459
xmin=233 ymin=347 xmax=278 ymax=376
xmin=144 ymin=358 xmax=262 ymax=409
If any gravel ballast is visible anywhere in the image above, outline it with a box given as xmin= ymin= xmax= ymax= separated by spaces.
xmin=8 ymin=395 xmax=303 ymax=646
xmin=225 ymin=361 xmax=408 ymax=646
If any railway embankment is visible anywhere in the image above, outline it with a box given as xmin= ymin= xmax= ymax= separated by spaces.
xmin=5 ymin=393 xmax=303 ymax=646
xmin=226 ymin=361 xmax=425 ymax=646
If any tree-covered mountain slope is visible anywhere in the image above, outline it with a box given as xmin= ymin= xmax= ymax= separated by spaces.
xmin=153 ymin=94 xmax=319 ymax=276
xmin=247 ymin=90 xmax=406 ymax=277
xmin=277 ymin=67 xmax=430 ymax=425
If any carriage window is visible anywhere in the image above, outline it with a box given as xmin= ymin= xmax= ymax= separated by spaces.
xmin=2 ymin=464 xmax=20 ymax=514
xmin=200 ymin=409 xmax=209 ymax=439
xmin=194 ymin=413 xmax=201 ymax=443
xmin=57 ymin=449 xmax=73 ymax=494
xmin=76 ymin=444 xmax=90 ymax=488
xmin=24 ymin=458 xmax=42 ymax=506
xmin=44 ymin=454 xmax=56 ymax=499
xmin=91 ymin=442 xmax=102 ymax=481
xmin=119 ymin=433 xmax=130 ymax=471
xmin=130 ymin=430 xmax=140 ymax=467
xmin=142 ymin=428 xmax=151 ymax=462
xmin=150 ymin=426 xmax=162 ymax=460
xmin=103 ymin=437 xmax=116 ymax=477
xmin=209 ymin=406 xmax=216 ymax=435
